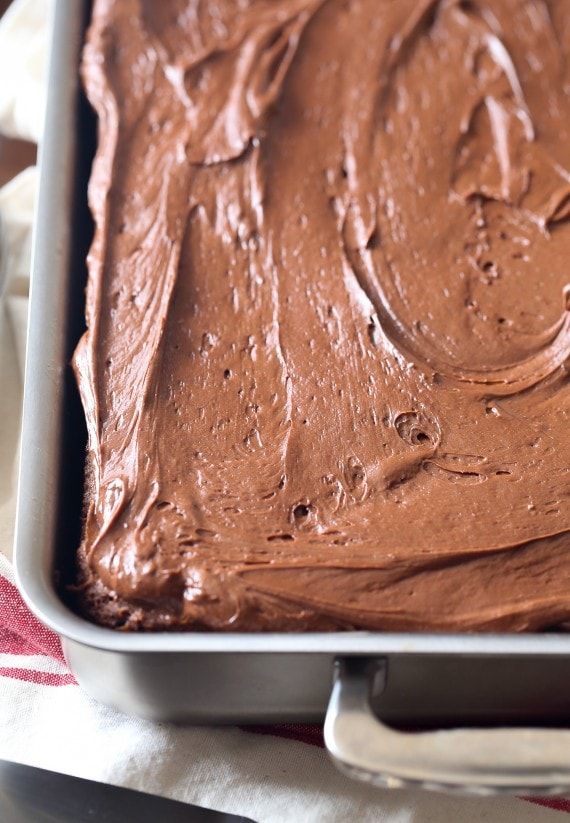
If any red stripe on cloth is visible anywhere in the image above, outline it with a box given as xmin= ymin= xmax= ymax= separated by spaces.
xmin=526 ymin=798 xmax=570 ymax=812
xmin=0 ymin=625 xmax=42 ymax=656
xmin=0 ymin=574 xmax=66 ymax=662
xmin=0 ymin=667 xmax=76 ymax=687
xmin=245 ymin=724 xmax=324 ymax=748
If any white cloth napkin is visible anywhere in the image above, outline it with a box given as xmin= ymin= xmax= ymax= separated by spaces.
xmin=0 ymin=165 xmax=35 ymax=561
xmin=0 ymin=0 xmax=48 ymax=142
xmin=0 ymin=1 xmax=565 ymax=820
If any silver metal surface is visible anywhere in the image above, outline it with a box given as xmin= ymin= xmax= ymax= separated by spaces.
xmin=325 ymin=659 xmax=570 ymax=795
xmin=0 ymin=759 xmax=254 ymax=822
xmin=12 ymin=0 xmax=570 ymax=793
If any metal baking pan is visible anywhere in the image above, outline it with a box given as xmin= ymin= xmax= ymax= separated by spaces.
xmin=13 ymin=0 xmax=570 ymax=795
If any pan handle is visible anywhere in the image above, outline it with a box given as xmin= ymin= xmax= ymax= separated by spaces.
xmin=324 ymin=657 xmax=570 ymax=795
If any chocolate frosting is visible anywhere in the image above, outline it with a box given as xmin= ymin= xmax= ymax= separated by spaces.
xmin=75 ymin=0 xmax=570 ymax=631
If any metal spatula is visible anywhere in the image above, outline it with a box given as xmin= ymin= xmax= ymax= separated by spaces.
xmin=0 ymin=759 xmax=255 ymax=823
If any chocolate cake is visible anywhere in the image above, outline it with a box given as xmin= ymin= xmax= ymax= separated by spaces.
xmin=74 ymin=0 xmax=570 ymax=631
